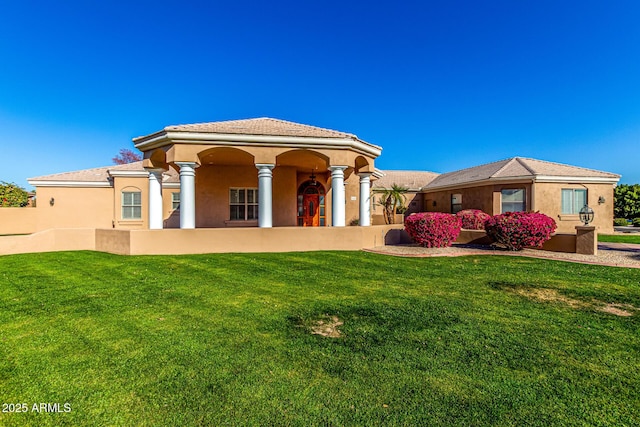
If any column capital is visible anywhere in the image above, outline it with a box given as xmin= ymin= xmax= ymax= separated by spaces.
xmin=328 ymin=165 xmax=348 ymax=172
xmin=255 ymin=163 xmax=275 ymax=170
xmin=358 ymin=172 xmax=373 ymax=178
xmin=175 ymin=161 xmax=200 ymax=169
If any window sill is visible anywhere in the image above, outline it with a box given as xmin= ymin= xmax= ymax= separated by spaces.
xmin=558 ymin=215 xmax=580 ymax=221
xmin=224 ymin=220 xmax=258 ymax=227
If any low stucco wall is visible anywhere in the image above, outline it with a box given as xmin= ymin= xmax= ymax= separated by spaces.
xmin=454 ymin=229 xmax=577 ymax=253
xmin=0 ymin=225 xmax=580 ymax=256
xmin=0 ymin=229 xmax=96 ymax=255
xmin=0 ymin=226 xmax=407 ymax=256
xmin=95 ymin=225 xmax=407 ymax=255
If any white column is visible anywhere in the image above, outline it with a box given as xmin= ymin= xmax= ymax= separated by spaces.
xmin=256 ymin=164 xmax=275 ymax=228
xmin=175 ymin=162 xmax=198 ymax=229
xmin=147 ymin=168 xmax=164 ymax=229
xmin=329 ymin=166 xmax=348 ymax=227
xmin=359 ymin=172 xmax=372 ymax=226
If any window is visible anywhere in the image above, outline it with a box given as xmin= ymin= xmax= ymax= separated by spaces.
xmin=451 ymin=194 xmax=462 ymax=214
xmin=561 ymin=189 xmax=587 ymax=214
xmin=230 ymin=188 xmax=258 ymax=221
xmin=122 ymin=191 xmax=142 ymax=219
xmin=171 ymin=192 xmax=180 ymax=210
xmin=501 ymin=189 xmax=525 ymax=212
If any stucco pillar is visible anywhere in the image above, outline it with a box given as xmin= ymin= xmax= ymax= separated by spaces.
xmin=329 ymin=166 xmax=348 ymax=227
xmin=359 ymin=172 xmax=372 ymax=226
xmin=256 ymin=164 xmax=275 ymax=228
xmin=175 ymin=162 xmax=198 ymax=229
xmin=146 ymin=168 xmax=164 ymax=229
xmin=576 ymin=226 xmax=597 ymax=255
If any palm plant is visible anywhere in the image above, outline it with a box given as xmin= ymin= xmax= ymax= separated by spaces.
xmin=377 ymin=184 xmax=409 ymax=224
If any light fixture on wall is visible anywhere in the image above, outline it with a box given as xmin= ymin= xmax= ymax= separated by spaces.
xmin=309 ymin=171 xmax=317 ymax=186
xmin=598 ymin=196 xmax=605 ymax=204
xmin=49 ymin=197 xmax=55 ymax=206
xmin=579 ymin=205 xmax=594 ymax=226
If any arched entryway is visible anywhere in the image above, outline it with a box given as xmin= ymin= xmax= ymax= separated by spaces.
xmin=297 ymin=180 xmax=326 ymax=226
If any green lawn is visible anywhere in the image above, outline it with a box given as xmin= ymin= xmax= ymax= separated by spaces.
xmin=599 ymin=233 xmax=640 ymax=244
xmin=1 ymin=251 xmax=639 ymax=426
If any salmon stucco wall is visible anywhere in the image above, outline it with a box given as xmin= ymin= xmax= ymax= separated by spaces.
xmin=533 ymin=182 xmax=615 ymax=233
xmin=34 ymin=186 xmax=115 ymax=231
xmin=422 ymin=183 xmax=532 ymax=215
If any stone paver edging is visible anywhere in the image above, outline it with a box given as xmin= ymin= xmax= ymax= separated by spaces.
xmin=364 ymin=243 xmax=640 ymax=269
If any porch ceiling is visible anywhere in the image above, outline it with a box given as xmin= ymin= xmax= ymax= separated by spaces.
xmin=276 ymin=150 xmax=328 ymax=171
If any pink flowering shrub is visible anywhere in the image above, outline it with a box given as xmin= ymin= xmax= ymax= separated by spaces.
xmin=456 ymin=209 xmax=491 ymax=230
xmin=404 ymin=212 xmax=462 ymax=248
xmin=484 ymin=211 xmax=557 ymax=251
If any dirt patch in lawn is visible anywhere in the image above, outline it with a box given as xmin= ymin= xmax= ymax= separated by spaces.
xmin=600 ymin=303 xmax=636 ymax=317
xmin=515 ymin=288 xmax=587 ymax=309
xmin=514 ymin=288 xmax=638 ymax=317
xmin=311 ymin=316 xmax=344 ymax=338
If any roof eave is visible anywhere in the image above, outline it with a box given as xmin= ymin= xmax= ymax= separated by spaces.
xmin=423 ymin=176 xmax=536 ymax=192
xmin=533 ymin=175 xmax=621 ymax=184
xmin=27 ymin=180 xmax=112 ymax=188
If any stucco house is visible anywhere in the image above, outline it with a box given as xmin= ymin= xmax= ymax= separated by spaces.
xmin=23 ymin=118 xmax=620 ymax=236
xmin=28 ymin=118 xmax=380 ymax=232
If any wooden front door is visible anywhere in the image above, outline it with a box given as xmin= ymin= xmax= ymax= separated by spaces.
xmin=302 ymin=193 xmax=320 ymax=227
xmin=297 ymin=180 xmax=326 ymax=227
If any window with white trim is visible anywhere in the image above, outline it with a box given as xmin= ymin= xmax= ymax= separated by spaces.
xmin=230 ymin=188 xmax=258 ymax=221
xmin=561 ymin=189 xmax=587 ymax=214
xmin=122 ymin=191 xmax=142 ymax=219
xmin=451 ymin=193 xmax=462 ymax=214
xmin=501 ymin=189 xmax=526 ymax=212
xmin=171 ymin=192 xmax=180 ymax=210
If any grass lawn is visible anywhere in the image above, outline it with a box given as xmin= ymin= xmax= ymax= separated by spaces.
xmin=1 ymin=251 xmax=639 ymax=426
xmin=599 ymin=233 xmax=640 ymax=244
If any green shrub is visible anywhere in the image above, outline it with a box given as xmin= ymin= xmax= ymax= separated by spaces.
xmin=0 ymin=181 xmax=29 ymax=207
xmin=614 ymin=218 xmax=630 ymax=226
xmin=633 ymin=218 xmax=640 ymax=227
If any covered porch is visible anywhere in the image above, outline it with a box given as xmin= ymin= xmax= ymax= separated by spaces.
xmin=136 ymin=118 xmax=381 ymax=230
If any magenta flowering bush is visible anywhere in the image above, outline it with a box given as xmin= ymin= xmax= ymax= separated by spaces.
xmin=456 ymin=209 xmax=491 ymax=230
xmin=484 ymin=211 xmax=557 ymax=251
xmin=404 ymin=212 xmax=462 ymax=248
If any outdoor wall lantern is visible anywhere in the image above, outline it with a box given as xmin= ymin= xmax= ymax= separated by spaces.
xmin=49 ymin=197 xmax=55 ymax=206
xmin=579 ymin=205 xmax=594 ymax=226
xmin=598 ymin=196 xmax=605 ymax=204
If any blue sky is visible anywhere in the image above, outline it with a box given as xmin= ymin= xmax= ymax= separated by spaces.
xmin=1 ymin=1 xmax=638 ymax=189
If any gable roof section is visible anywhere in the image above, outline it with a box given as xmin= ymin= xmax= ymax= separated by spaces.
xmin=373 ymin=170 xmax=439 ymax=191
xmin=133 ymin=117 xmax=382 ymax=158
xmin=425 ymin=157 xmax=620 ymax=190
xmin=28 ymin=161 xmax=179 ymax=187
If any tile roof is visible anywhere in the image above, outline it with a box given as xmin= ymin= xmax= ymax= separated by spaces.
xmin=163 ymin=117 xmax=357 ymax=139
xmin=373 ymin=170 xmax=439 ymax=191
xmin=28 ymin=161 xmax=179 ymax=183
xmin=425 ymin=157 xmax=620 ymax=189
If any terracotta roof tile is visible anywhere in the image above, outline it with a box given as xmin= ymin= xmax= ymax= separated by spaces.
xmin=425 ymin=157 xmax=619 ymax=189
xmin=29 ymin=161 xmax=180 ymax=184
xmin=164 ymin=117 xmax=357 ymax=139
xmin=373 ymin=170 xmax=439 ymax=191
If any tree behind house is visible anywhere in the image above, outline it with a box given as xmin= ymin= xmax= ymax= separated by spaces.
xmin=113 ymin=148 xmax=142 ymax=165
xmin=0 ymin=182 xmax=29 ymax=207
xmin=614 ymin=184 xmax=640 ymax=219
